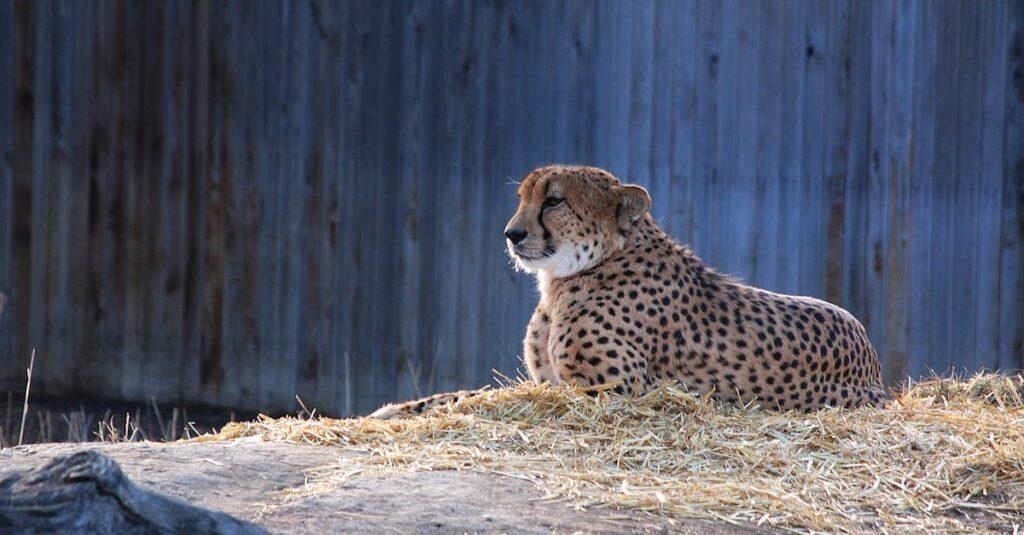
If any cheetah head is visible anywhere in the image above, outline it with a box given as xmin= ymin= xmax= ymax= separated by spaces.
xmin=504 ymin=165 xmax=651 ymax=278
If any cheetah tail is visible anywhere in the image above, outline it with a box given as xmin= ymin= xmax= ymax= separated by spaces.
xmin=367 ymin=388 xmax=488 ymax=419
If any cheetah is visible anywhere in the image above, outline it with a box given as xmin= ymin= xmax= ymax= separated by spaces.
xmin=369 ymin=165 xmax=887 ymax=418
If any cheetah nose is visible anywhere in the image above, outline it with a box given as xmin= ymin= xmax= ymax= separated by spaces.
xmin=504 ymin=228 xmax=528 ymax=245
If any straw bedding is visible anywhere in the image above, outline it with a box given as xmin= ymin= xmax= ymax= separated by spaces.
xmin=210 ymin=374 xmax=1024 ymax=533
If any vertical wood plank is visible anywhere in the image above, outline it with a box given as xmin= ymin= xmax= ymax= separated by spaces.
xmin=28 ymin=0 xmax=64 ymax=396
xmin=907 ymin=0 xmax=938 ymax=378
xmin=665 ymin=0 xmax=696 ymax=242
xmin=0 ymin=0 xmax=15 ymax=389
xmin=394 ymin=0 xmax=425 ymax=401
xmin=731 ymin=0 xmax=759 ymax=279
xmin=132 ymin=0 xmax=173 ymax=401
xmin=753 ymin=0 xmax=782 ymax=290
xmin=883 ymin=0 xmax=915 ymax=384
xmin=822 ymin=0 xmax=851 ymax=306
xmin=862 ymin=0 xmax=894 ymax=369
xmin=625 ymin=0 xmax=654 ymax=193
xmin=592 ymin=0 xmax=631 ymax=177
xmin=928 ymin=1 xmax=961 ymax=375
xmin=497 ymin=3 xmax=531 ymax=391
xmin=84 ymin=0 xmax=125 ymax=402
xmin=157 ymin=1 xmax=193 ymax=404
xmin=998 ymin=0 xmax=1024 ymax=371
xmin=253 ymin=0 xmax=290 ymax=410
xmin=352 ymin=0 xmax=388 ymax=408
xmin=776 ymin=0 xmax=806 ymax=295
xmin=179 ymin=0 xmax=209 ymax=406
xmin=404 ymin=0 xmax=436 ymax=402
xmin=688 ymin=0 xmax=721 ymax=261
xmin=306 ymin=0 xmax=342 ymax=412
xmin=951 ymin=0 xmax=983 ymax=373
xmin=458 ymin=2 xmax=489 ymax=387
xmin=973 ymin=0 xmax=1009 ymax=373
xmin=223 ymin=1 xmax=261 ymax=409
xmin=798 ymin=0 xmax=826 ymax=298
xmin=331 ymin=1 xmax=360 ymax=415
xmin=428 ymin=0 xmax=466 ymax=392
xmin=200 ymin=0 xmax=228 ymax=406
xmin=841 ymin=2 xmax=872 ymax=327
xmin=710 ymin=0 xmax=743 ymax=276
xmin=64 ymin=0 xmax=96 ymax=398
xmin=45 ymin=0 xmax=76 ymax=395
xmin=374 ymin=0 xmax=405 ymax=401
xmin=648 ymin=1 xmax=673 ymax=232
xmin=8 ymin=0 xmax=36 ymax=392
xmin=281 ymin=0 xmax=315 ymax=412
xmin=118 ymin=0 xmax=141 ymax=401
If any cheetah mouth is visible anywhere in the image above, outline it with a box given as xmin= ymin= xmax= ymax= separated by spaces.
xmin=512 ymin=251 xmax=547 ymax=261
xmin=512 ymin=242 xmax=556 ymax=261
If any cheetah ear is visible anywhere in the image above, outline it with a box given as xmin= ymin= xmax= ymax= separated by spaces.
xmin=616 ymin=184 xmax=651 ymax=230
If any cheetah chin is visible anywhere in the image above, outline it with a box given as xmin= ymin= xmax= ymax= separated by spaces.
xmin=509 ymin=242 xmax=598 ymax=278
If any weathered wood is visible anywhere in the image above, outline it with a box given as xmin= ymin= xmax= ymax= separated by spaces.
xmin=864 ymin=0 xmax=892 ymax=375
xmin=882 ymin=0 xmax=915 ymax=384
xmin=841 ymin=1 xmax=871 ymax=327
xmin=926 ymin=1 xmax=959 ymax=376
xmin=974 ymin=0 xmax=1010 ymax=373
xmin=797 ymin=0 xmax=826 ymax=299
xmin=907 ymin=0 xmax=938 ymax=379
xmin=8 ymin=0 xmax=37 ymax=394
xmin=752 ymin=0 xmax=781 ymax=291
xmin=0 ymin=0 xmax=12 ymax=385
xmin=999 ymin=0 xmax=1024 ymax=373
xmin=0 ymin=0 xmax=1021 ymax=415
xmin=776 ymin=0 xmax=805 ymax=296
xmin=951 ymin=0 xmax=983 ymax=377
xmin=822 ymin=0 xmax=851 ymax=307
xmin=179 ymin=0 xmax=209 ymax=409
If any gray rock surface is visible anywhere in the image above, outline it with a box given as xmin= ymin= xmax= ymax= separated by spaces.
xmin=0 ymin=440 xmax=761 ymax=534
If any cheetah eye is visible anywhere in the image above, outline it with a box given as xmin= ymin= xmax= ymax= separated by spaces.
xmin=543 ymin=196 xmax=564 ymax=208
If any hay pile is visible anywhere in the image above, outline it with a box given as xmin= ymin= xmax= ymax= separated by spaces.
xmin=210 ymin=374 xmax=1024 ymax=533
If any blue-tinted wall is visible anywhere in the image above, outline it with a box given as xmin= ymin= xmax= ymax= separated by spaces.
xmin=0 ymin=0 xmax=1021 ymax=414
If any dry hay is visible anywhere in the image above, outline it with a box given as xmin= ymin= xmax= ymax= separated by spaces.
xmin=208 ymin=373 xmax=1024 ymax=533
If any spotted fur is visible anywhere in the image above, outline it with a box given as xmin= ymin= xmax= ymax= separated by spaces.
xmin=370 ymin=165 xmax=887 ymax=418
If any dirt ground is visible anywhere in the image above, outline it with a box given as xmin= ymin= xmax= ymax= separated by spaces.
xmin=0 ymin=439 xmax=765 ymax=534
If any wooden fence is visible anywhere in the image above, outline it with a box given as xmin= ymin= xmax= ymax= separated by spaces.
xmin=0 ymin=0 xmax=1021 ymax=415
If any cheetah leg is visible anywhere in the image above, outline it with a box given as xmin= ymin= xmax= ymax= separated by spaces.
xmin=523 ymin=307 xmax=558 ymax=384
xmin=858 ymin=385 xmax=892 ymax=407
xmin=367 ymin=388 xmax=486 ymax=419
xmin=548 ymin=323 xmax=650 ymax=396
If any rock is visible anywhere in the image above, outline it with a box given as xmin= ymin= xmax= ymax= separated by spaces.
xmin=0 ymin=450 xmax=265 ymax=534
